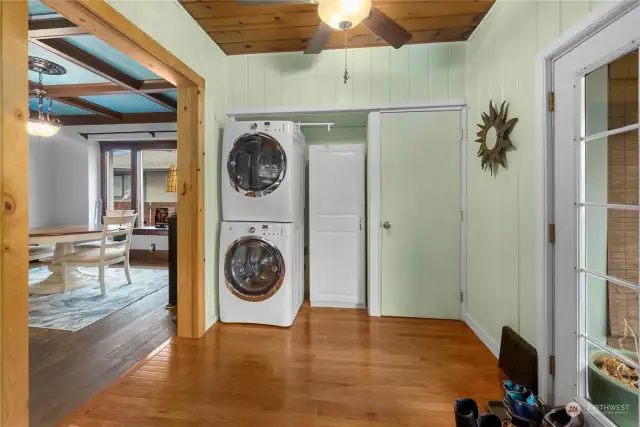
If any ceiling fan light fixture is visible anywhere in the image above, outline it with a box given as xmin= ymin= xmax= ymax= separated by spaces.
xmin=318 ymin=0 xmax=371 ymax=30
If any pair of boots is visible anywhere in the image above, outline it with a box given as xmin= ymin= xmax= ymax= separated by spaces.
xmin=454 ymin=398 xmax=502 ymax=427
xmin=502 ymin=381 xmax=544 ymax=426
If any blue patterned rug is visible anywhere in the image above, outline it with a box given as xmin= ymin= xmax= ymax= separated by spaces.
xmin=29 ymin=266 xmax=168 ymax=331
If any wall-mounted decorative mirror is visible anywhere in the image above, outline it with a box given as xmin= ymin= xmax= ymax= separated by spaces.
xmin=476 ymin=101 xmax=518 ymax=175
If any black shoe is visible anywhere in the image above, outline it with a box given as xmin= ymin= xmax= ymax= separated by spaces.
xmin=454 ymin=398 xmax=480 ymax=427
xmin=478 ymin=414 xmax=503 ymax=427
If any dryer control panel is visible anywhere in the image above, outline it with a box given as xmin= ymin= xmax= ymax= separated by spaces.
xmin=247 ymin=121 xmax=292 ymax=135
xmin=260 ymin=224 xmax=285 ymax=237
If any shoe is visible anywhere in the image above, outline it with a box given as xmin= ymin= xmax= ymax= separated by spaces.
xmin=503 ymin=381 xmax=530 ymax=402
xmin=454 ymin=398 xmax=479 ymax=427
xmin=543 ymin=406 xmax=584 ymax=427
xmin=478 ymin=414 xmax=503 ymax=427
xmin=503 ymin=390 xmax=544 ymax=426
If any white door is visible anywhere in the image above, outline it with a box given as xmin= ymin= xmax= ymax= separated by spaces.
xmin=380 ymin=111 xmax=462 ymax=319
xmin=309 ymin=144 xmax=365 ymax=308
xmin=553 ymin=4 xmax=639 ymax=425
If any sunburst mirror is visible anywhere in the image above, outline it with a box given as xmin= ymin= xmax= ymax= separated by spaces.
xmin=476 ymin=101 xmax=518 ymax=175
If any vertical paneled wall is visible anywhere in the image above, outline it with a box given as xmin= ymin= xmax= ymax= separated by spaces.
xmin=465 ymin=0 xmax=607 ymax=349
xmin=228 ymin=43 xmax=466 ymax=110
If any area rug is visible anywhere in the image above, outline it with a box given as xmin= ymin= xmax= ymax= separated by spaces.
xmin=29 ymin=266 xmax=168 ymax=331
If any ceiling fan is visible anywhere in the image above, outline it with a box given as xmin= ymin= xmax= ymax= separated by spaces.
xmin=237 ymin=0 xmax=413 ymax=54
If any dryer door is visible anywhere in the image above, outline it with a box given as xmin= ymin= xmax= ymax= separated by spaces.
xmin=224 ymin=236 xmax=285 ymax=301
xmin=227 ymin=133 xmax=287 ymax=197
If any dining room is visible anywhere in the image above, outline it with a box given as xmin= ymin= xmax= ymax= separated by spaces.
xmin=25 ymin=1 xmax=181 ymax=425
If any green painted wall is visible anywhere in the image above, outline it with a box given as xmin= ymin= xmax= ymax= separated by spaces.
xmin=465 ymin=0 xmax=607 ymax=349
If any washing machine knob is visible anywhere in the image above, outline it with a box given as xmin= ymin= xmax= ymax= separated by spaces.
xmin=248 ymin=226 xmax=256 ymax=233
xmin=250 ymin=122 xmax=258 ymax=131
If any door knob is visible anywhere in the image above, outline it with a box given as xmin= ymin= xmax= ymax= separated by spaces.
xmin=383 ymin=221 xmax=391 ymax=229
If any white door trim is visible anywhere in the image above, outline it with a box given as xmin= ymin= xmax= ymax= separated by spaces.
xmin=370 ymin=106 xmax=467 ymax=318
xmin=535 ymin=0 xmax=640 ymax=405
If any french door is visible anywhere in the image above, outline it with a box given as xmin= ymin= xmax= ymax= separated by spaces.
xmin=553 ymin=5 xmax=640 ymax=426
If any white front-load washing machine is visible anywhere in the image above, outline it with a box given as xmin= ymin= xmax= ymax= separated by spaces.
xmin=222 ymin=121 xmax=305 ymax=223
xmin=219 ymin=221 xmax=304 ymax=327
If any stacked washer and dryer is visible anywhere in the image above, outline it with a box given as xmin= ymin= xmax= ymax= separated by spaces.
xmin=219 ymin=121 xmax=306 ymax=327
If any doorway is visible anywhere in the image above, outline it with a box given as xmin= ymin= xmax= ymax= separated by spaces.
xmin=552 ymin=3 xmax=639 ymax=426
xmin=378 ymin=110 xmax=464 ymax=320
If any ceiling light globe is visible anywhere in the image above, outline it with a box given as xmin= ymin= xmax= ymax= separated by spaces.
xmin=318 ymin=0 xmax=372 ymax=30
xmin=28 ymin=119 xmax=61 ymax=138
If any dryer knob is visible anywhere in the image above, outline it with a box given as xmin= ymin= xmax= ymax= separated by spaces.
xmin=248 ymin=227 xmax=256 ymax=233
xmin=250 ymin=122 xmax=258 ymax=131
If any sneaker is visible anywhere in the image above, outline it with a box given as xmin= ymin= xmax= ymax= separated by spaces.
xmin=503 ymin=390 xmax=544 ymax=426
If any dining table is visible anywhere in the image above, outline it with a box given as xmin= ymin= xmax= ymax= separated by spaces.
xmin=29 ymin=225 xmax=103 ymax=295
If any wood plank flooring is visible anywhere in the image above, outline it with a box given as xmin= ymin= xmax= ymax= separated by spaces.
xmin=61 ymin=306 xmax=502 ymax=427
xmin=30 ymin=265 xmax=175 ymax=427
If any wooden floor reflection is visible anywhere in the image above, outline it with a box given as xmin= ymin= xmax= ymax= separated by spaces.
xmin=62 ymin=306 xmax=502 ymax=427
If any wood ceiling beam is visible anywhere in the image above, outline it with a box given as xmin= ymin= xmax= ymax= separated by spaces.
xmin=57 ymin=112 xmax=177 ymax=127
xmin=30 ymin=38 xmax=178 ymax=112
xmin=55 ymin=97 xmax=122 ymax=120
xmin=28 ymin=18 xmax=89 ymax=39
xmin=29 ymin=80 xmax=175 ymax=97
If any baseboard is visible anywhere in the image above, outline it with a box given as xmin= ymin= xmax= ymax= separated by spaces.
xmin=463 ymin=313 xmax=500 ymax=358
xmin=310 ymin=301 xmax=366 ymax=309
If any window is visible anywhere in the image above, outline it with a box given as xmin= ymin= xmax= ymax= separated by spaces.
xmin=141 ymin=149 xmax=177 ymax=226
xmin=101 ymin=141 xmax=177 ymax=227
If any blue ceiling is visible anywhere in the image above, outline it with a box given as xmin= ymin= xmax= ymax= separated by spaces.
xmin=28 ymin=98 xmax=92 ymax=115
xmin=28 ymin=42 xmax=108 ymax=85
xmin=80 ymin=94 xmax=174 ymax=113
xmin=64 ymin=36 xmax=162 ymax=81
xmin=28 ymin=0 xmax=175 ymax=116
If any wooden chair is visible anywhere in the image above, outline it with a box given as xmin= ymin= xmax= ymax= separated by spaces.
xmin=76 ymin=210 xmax=136 ymax=251
xmin=61 ymin=214 xmax=137 ymax=295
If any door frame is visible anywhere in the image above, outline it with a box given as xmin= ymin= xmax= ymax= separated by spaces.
xmin=367 ymin=105 xmax=467 ymax=317
xmin=1 ymin=1 xmax=206 ymax=423
xmin=535 ymin=0 xmax=639 ymax=405
xmin=227 ymin=99 xmax=467 ymax=318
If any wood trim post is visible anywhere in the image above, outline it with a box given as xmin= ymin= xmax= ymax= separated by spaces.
xmin=177 ymin=85 xmax=205 ymax=338
xmin=0 ymin=0 xmax=29 ymax=425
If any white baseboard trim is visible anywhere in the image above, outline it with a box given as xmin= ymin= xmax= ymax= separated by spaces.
xmin=311 ymin=301 xmax=366 ymax=309
xmin=463 ymin=313 xmax=500 ymax=358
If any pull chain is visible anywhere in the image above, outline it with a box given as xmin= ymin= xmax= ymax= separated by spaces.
xmin=343 ymin=30 xmax=350 ymax=84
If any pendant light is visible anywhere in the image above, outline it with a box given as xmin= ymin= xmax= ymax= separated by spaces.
xmin=28 ymin=56 xmax=66 ymax=138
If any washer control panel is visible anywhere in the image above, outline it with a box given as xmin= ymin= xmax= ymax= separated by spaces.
xmin=260 ymin=224 xmax=285 ymax=237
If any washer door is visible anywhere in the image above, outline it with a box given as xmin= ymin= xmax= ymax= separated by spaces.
xmin=224 ymin=236 xmax=285 ymax=302
xmin=227 ymin=132 xmax=286 ymax=197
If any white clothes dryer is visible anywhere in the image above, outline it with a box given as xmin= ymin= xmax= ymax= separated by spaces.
xmin=219 ymin=221 xmax=304 ymax=327
xmin=222 ymin=121 xmax=305 ymax=223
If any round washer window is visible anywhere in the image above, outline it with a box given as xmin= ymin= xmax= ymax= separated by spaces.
xmin=224 ymin=236 xmax=285 ymax=302
xmin=227 ymin=133 xmax=286 ymax=197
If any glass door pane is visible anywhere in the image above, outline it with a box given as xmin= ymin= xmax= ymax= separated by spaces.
xmin=141 ymin=150 xmax=177 ymax=226
xmin=110 ymin=149 xmax=131 ymax=211
xmin=579 ymin=46 xmax=640 ymax=426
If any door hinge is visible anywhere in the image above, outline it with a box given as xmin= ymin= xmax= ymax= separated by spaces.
xmin=548 ymin=91 xmax=555 ymax=112
xmin=549 ymin=354 xmax=556 ymax=378
xmin=460 ymin=291 xmax=464 ymax=303
xmin=549 ymin=223 xmax=556 ymax=244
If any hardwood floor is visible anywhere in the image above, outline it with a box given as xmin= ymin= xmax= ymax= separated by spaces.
xmin=61 ymin=306 xmax=502 ymax=427
xmin=30 ymin=265 xmax=175 ymax=427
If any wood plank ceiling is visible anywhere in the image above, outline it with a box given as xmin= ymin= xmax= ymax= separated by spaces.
xmin=180 ymin=0 xmax=495 ymax=55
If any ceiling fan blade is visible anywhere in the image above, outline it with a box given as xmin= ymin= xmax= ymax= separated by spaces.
xmin=364 ymin=6 xmax=412 ymax=49
xmin=237 ymin=0 xmax=314 ymax=4
xmin=304 ymin=22 xmax=332 ymax=55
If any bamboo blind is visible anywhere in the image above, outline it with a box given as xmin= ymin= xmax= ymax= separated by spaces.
xmin=607 ymin=51 xmax=639 ymax=348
